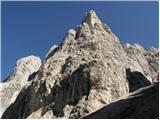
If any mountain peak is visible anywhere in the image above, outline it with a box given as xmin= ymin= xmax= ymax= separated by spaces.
xmin=82 ymin=10 xmax=102 ymax=28
xmin=1 ymin=10 xmax=158 ymax=119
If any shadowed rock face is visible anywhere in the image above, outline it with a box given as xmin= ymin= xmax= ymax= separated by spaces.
xmin=1 ymin=10 xmax=159 ymax=119
xmin=126 ymin=68 xmax=151 ymax=92
xmin=82 ymin=82 xmax=159 ymax=119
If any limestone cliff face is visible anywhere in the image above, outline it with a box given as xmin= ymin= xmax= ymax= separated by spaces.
xmin=1 ymin=10 xmax=159 ymax=119
xmin=0 ymin=55 xmax=41 ymax=117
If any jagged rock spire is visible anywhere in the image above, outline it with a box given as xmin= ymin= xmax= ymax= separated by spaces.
xmin=82 ymin=10 xmax=102 ymax=28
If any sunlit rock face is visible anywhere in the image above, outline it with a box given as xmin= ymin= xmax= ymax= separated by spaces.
xmin=1 ymin=10 xmax=159 ymax=119
xmin=0 ymin=55 xmax=41 ymax=117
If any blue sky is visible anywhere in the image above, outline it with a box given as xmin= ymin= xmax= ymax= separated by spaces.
xmin=1 ymin=1 xmax=159 ymax=80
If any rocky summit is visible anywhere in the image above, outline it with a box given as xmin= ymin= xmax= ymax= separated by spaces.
xmin=1 ymin=10 xmax=159 ymax=119
xmin=0 ymin=55 xmax=41 ymax=117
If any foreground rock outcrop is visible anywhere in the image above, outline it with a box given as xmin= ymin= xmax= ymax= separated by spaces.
xmin=0 ymin=56 xmax=41 ymax=117
xmin=82 ymin=82 xmax=159 ymax=119
xmin=1 ymin=10 xmax=159 ymax=119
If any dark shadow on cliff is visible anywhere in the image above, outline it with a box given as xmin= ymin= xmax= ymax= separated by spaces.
xmin=82 ymin=82 xmax=159 ymax=119
xmin=1 ymin=85 xmax=34 ymax=119
xmin=126 ymin=68 xmax=151 ymax=92
xmin=28 ymin=71 xmax=38 ymax=81
xmin=49 ymin=63 xmax=92 ymax=117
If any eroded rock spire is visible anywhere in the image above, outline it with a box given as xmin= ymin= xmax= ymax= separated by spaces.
xmin=82 ymin=10 xmax=102 ymax=28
